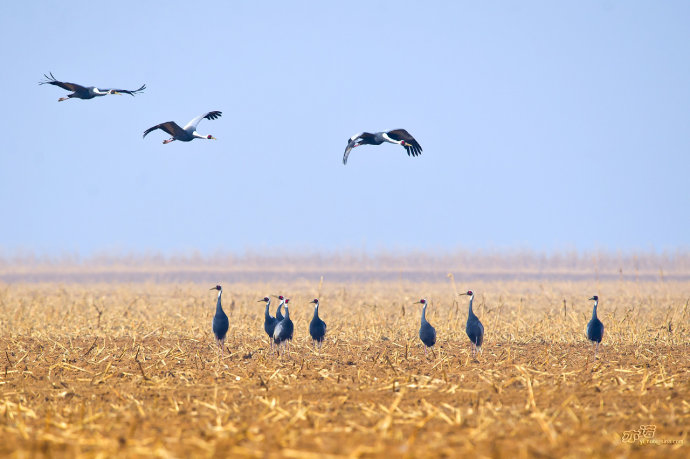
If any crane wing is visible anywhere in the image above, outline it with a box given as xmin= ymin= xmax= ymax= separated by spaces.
xmin=39 ymin=72 xmax=87 ymax=93
xmin=143 ymin=121 xmax=186 ymax=139
xmin=102 ymin=84 xmax=147 ymax=96
xmin=387 ymin=129 xmax=423 ymax=157
xmin=183 ymin=111 xmax=222 ymax=131
xmin=273 ymin=321 xmax=284 ymax=340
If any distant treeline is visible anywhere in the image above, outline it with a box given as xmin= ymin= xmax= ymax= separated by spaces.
xmin=0 ymin=249 xmax=688 ymax=283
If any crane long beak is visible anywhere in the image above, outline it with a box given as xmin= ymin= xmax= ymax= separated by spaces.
xmin=588 ymin=296 xmax=596 ymax=301
xmin=209 ymin=287 xmax=216 ymax=290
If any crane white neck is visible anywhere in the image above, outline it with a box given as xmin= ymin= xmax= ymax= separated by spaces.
xmin=381 ymin=132 xmax=403 ymax=145
xmin=421 ymin=302 xmax=428 ymax=322
xmin=592 ymin=300 xmax=598 ymax=318
xmin=468 ymin=294 xmax=475 ymax=314
xmin=216 ymin=289 xmax=223 ymax=312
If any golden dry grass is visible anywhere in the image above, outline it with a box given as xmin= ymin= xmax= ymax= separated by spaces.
xmin=1 ymin=278 xmax=688 ymax=458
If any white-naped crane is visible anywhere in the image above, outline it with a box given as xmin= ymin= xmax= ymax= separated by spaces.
xmin=273 ymin=298 xmax=294 ymax=356
xmin=210 ymin=285 xmax=229 ymax=354
xmin=461 ymin=291 xmax=484 ymax=359
xmin=39 ymin=72 xmax=146 ymax=101
xmin=143 ymin=111 xmax=222 ymax=144
xmin=259 ymin=297 xmax=277 ymax=352
xmin=415 ymin=299 xmax=436 ymax=356
xmin=586 ymin=295 xmax=604 ymax=359
xmin=308 ymin=299 xmax=327 ymax=348
xmin=343 ymin=129 xmax=422 ymax=165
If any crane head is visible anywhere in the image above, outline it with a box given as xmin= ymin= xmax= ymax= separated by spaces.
xmin=414 ymin=299 xmax=427 ymax=305
xmin=207 ymin=135 xmax=216 ymax=140
xmin=258 ymin=297 xmax=270 ymax=303
xmin=210 ymin=285 xmax=221 ymax=291
xmin=588 ymin=295 xmax=599 ymax=301
xmin=309 ymin=298 xmax=319 ymax=304
xmin=462 ymin=290 xmax=473 ymax=296
xmin=285 ymin=299 xmax=290 ymax=304
xmin=277 ymin=295 xmax=285 ymax=301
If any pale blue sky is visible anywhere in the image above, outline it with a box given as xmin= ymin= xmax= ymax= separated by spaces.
xmin=0 ymin=1 xmax=688 ymax=256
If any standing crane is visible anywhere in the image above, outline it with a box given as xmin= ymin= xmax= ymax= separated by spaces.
xmin=415 ymin=299 xmax=436 ymax=356
xmin=342 ymin=129 xmax=423 ymax=165
xmin=308 ymin=298 xmax=327 ymax=348
xmin=586 ymin=295 xmax=605 ymax=359
xmin=259 ymin=297 xmax=277 ymax=350
xmin=143 ymin=111 xmax=222 ymax=144
xmin=39 ymin=72 xmax=146 ymax=101
xmin=210 ymin=285 xmax=229 ymax=353
xmin=273 ymin=298 xmax=294 ymax=355
xmin=461 ymin=291 xmax=484 ymax=358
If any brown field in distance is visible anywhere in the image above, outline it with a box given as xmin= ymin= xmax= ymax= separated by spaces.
xmin=0 ymin=255 xmax=688 ymax=457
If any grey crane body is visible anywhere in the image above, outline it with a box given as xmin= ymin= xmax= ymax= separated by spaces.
xmin=39 ymin=72 xmax=146 ymax=101
xmin=211 ymin=285 xmax=229 ymax=351
xmin=273 ymin=299 xmax=294 ymax=355
xmin=586 ymin=295 xmax=604 ymax=358
xmin=343 ymin=129 xmax=423 ymax=165
xmin=417 ymin=299 xmax=436 ymax=355
xmin=143 ymin=111 xmax=222 ymax=144
xmin=309 ymin=299 xmax=327 ymax=347
xmin=463 ymin=291 xmax=484 ymax=358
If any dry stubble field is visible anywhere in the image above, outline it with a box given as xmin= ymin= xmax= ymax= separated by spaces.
xmin=0 ymin=278 xmax=688 ymax=458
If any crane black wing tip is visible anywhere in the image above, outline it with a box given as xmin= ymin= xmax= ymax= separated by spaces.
xmin=39 ymin=72 xmax=56 ymax=85
xmin=203 ymin=110 xmax=222 ymax=121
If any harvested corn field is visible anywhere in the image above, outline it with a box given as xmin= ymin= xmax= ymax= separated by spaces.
xmin=1 ymin=279 xmax=688 ymax=457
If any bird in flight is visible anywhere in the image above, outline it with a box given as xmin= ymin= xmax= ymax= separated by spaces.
xmin=39 ymin=72 xmax=146 ymax=101
xmin=343 ymin=129 xmax=422 ymax=165
xmin=143 ymin=111 xmax=222 ymax=144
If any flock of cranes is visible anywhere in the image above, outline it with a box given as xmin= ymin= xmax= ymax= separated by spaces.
xmin=210 ymin=286 xmax=605 ymax=359
xmin=40 ymin=72 xmax=607 ymax=360
xmin=40 ymin=73 xmax=423 ymax=164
